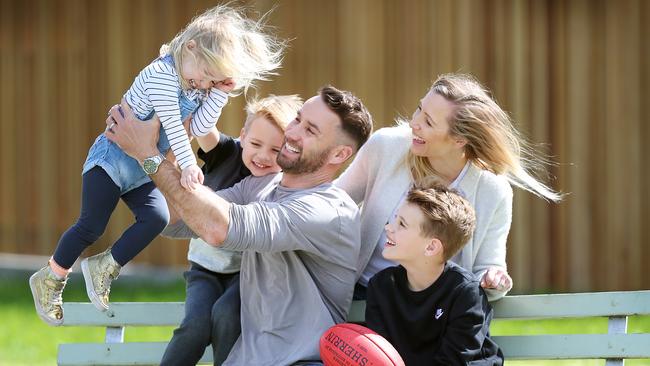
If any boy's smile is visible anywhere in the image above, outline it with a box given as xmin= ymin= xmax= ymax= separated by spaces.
xmin=382 ymin=203 xmax=435 ymax=263
xmin=385 ymin=237 xmax=397 ymax=248
xmin=240 ymin=116 xmax=284 ymax=177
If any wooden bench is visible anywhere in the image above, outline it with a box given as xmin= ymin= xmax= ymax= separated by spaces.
xmin=58 ymin=290 xmax=650 ymax=365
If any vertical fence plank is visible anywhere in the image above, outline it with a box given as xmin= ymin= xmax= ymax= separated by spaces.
xmin=0 ymin=0 xmax=19 ymax=253
xmin=607 ymin=0 xmax=642 ymax=290
xmin=35 ymin=0 xmax=56 ymax=254
xmin=339 ymin=0 xmax=386 ymax=127
xmin=529 ymin=0 xmax=551 ymax=290
xmin=633 ymin=1 xmax=650 ymax=288
xmin=509 ymin=0 xmax=533 ymax=292
xmin=566 ymin=0 xmax=593 ymax=291
xmin=549 ymin=0 xmax=570 ymax=292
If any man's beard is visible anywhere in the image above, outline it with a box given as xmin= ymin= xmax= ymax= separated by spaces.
xmin=277 ymin=145 xmax=332 ymax=174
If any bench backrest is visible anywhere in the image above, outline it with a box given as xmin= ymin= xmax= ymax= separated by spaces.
xmin=58 ymin=290 xmax=650 ymax=365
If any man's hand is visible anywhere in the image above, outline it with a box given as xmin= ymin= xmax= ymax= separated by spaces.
xmin=181 ymin=164 xmax=204 ymax=191
xmin=480 ymin=267 xmax=513 ymax=291
xmin=104 ymin=99 xmax=160 ymax=162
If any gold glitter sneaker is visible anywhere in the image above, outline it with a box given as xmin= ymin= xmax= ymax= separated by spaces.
xmin=29 ymin=265 xmax=67 ymax=326
xmin=81 ymin=249 xmax=121 ymax=311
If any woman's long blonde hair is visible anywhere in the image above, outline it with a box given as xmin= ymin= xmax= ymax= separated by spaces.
xmin=407 ymin=73 xmax=562 ymax=202
xmin=160 ymin=4 xmax=285 ymax=93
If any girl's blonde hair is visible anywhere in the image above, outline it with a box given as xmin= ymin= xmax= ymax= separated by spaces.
xmin=160 ymin=4 xmax=285 ymax=93
xmin=407 ymin=73 xmax=562 ymax=202
xmin=244 ymin=94 xmax=302 ymax=132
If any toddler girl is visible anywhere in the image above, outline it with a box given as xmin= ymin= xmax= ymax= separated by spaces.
xmin=29 ymin=4 xmax=284 ymax=325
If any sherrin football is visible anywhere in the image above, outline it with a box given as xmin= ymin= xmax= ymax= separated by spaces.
xmin=319 ymin=323 xmax=405 ymax=366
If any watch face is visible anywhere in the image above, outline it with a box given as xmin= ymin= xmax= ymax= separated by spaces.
xmin=143 ymin=157 xmax=159 ymax=175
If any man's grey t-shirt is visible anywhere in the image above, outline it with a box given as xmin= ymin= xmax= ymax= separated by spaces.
xmin=175 ymin=173 xmax=361 ymax=365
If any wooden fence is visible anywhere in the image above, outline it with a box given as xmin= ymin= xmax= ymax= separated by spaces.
xmin=0 ymin=0 xmax=648 ymax=293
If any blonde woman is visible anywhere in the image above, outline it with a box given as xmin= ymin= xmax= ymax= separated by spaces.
xmin=336 ymin=73 xmax=561 ymax=301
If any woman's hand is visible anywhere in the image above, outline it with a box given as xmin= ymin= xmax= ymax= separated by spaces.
xmin=481 ymin=267 xmax=513 ymax=291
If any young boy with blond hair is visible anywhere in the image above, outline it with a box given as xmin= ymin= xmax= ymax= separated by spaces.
xmin=160 ymin=94 xmax=302 ymax=365
xmin=365 ymin=185 xmax=504 ymax=365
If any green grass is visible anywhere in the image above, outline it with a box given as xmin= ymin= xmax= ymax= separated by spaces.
xmin=2 ymin=273 xmax=649 ymax=365
xmin=1 ymin=273 xmax=186 ymax=365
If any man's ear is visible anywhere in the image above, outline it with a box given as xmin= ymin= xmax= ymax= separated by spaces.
xmin=329 ymin=145 xmax=354 ymax=165
xmin=424 ymin=237 xmax=443 ymax=257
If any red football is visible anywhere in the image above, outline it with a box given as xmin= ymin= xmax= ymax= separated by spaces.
xmin=320 ymin=323 xmax=405 ymax=366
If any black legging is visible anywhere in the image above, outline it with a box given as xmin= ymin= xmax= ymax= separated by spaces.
xmin=53 ymin=166 xmax=169 ymax=268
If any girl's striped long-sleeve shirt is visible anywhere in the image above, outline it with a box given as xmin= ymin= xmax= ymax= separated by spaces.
xmin=123 ymin=57 xmax=228 ymax=170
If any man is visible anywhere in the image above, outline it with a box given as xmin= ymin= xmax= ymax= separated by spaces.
xmin=105 ymin=85 xmax=373 ymax=366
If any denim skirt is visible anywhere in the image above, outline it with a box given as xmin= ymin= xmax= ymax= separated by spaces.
xmin=82 ymin=93 xmax=199 ymax=194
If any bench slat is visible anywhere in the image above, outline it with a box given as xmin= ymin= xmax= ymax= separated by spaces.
xmin=58 ymin=342 xmax=213 ymax=365
xmin=58 ymin=334 xmax=650 ymax=364
xmin=62 ymin=291 xmax=650 ymax=327
xmin=62 ymin=302 xmax=185 ymax=326
xmin=494 ymin=334 xmax=650 ymax=359
xmin=63 ymin=301 xmax=370 ymax=327
xmin=492 ymin=291 xmax=650 ymax=319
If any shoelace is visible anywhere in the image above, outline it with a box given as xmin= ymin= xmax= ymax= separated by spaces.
xmin=44 ymin=278 xmax=64 ymax=318
xmin=45 ymin=279 xmax=64 ymax=305
xmin=98 ymin=264 xmax=118 ymax=295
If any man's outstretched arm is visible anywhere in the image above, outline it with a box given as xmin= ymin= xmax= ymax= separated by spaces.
xmin=104 ymin=100 xmax=230 ymax=245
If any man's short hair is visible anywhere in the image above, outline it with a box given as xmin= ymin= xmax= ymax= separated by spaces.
xmin=318 ymin=85 xmax=373 ymax=150
xmin=406 ymin=185 xmax=476 ymax=261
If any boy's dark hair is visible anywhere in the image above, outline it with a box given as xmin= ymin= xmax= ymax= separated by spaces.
xmin=406 ymin=185 xmax=476 ymax=261
xmin=319 ymin=85 xmax=373 ymax=150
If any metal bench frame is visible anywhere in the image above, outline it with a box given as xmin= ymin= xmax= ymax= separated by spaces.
xmin=58 ymin=290 xmax=650 ymax=365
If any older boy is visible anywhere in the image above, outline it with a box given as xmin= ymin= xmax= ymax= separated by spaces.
xmin=366 ymin=186 xmax=504 ymax=365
